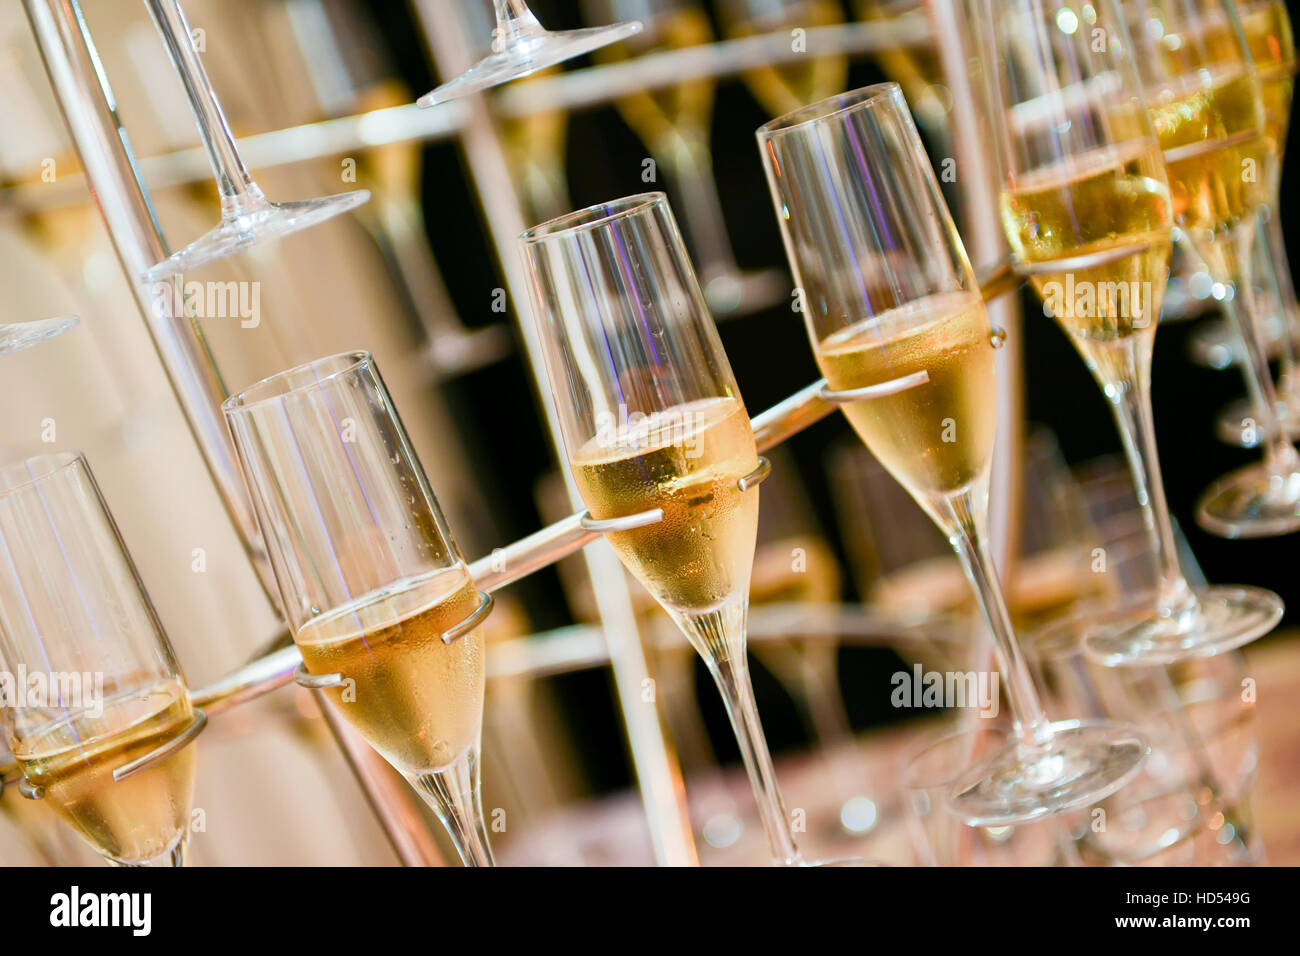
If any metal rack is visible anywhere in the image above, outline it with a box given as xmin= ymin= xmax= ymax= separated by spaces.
xmin=21 ymin=0 xmax=1020 ymax=867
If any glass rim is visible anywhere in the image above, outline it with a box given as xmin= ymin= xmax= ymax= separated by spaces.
xmin=0 ymin=451 xmax=86 ymax=500
xmin=756 ymin=82 xmax=905 ymax=141
xmin=519 ymin=192 xmax=667 ymax=243
xmin=222 ymin=350 xmax=373 ymax=413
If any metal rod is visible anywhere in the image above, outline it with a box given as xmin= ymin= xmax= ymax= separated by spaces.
xmin=313 ymin=696 xmax=448 ymax=866
xmin=112 ymin=710 xmax=207 ymax=782
xmin=23 ymin=0 xmax=279 ymax=606
xmin=184 ymin=249 xmax=1022 ymax=717
xmin=184 ymin=344 xmax=990 ymax=717
xmin=493 ymin=19 xmax=932 ymax=117
xmin=190 ymin=643 xmax=300 ymax=714
xmin=483 ymin=603 xmax=966 ymax=680
xmin=0 ymin=20 xmax=929 ymax=216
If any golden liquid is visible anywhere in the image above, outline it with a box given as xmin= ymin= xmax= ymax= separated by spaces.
xmin=296 ymin=566 xmax=485 ymax=776
xmin=722 ymin=0 xmax=848 ymax=117
xmin=1244 ymin=1 xmax=1296 ymax=145
xmin=599 ymin=7 xmax=716 ymax=150
xmin=1001 ymin=144 xmax=1172 ymax=381
xmin=498 ymin=68 xmax=570 ymax=221
xmin=1148 ymin=70 xmax=1273 ymax=240
xmin=1195 ymin=1 xmax=1296 ymax=148
xmin=856 ymin=0 xmax=947 ymax=125
xmin=816 ymin=293 xmax=998 ymax=524
xmin=14 ymin=681 xmax=196 ymax=865
xmin=572 ymin=397 xmax=759 ymax=616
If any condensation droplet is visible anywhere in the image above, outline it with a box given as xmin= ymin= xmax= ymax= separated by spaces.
xmin=989 ymin=327 xmax=1007 ymax=348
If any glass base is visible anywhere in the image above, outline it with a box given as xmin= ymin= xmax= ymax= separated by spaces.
xmin=949 ymin=719 xmax=1148 ymax=827
xmin=1213 ymin=393 xmax=1300 ymax=448
xmin=417 ymin=23 xmax=644 ymax=107
xmin=0 ymin=316 xmax=79 ymax=356
xmin=1070 ymin=585 xmax=1283 ymax=667
xmin=1195 ymin=460 xmax=1300 ymax=538
xmin=144 ymin=191 xmax=371 ymax=281
xmin=1186 ymin=313 xmax=1286 ymax=370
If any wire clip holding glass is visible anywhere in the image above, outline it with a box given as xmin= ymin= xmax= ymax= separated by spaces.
xmin=112 ymin=709 xmax=207 ymax=783
xmin=818 ymin=369 xmax=930 ymax=404
xmin=442 ymin=590 xmax=494 ymax=645
xmin=294 ymin=664 xmax=346 ymax=689
xmin=578 ymin=507 xmax=664 ymax=533
xmin=291 ymin=590 xmax=495 ymax=694
xmin=738 ymin=456 xmax=771 ymax=492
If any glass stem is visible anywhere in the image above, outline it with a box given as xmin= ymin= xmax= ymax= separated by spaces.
xmin=689 ymin=605 xmax=803 ymax=866
xmin=1206 ymin=229 xmax=1300 ymax=476
xmin=1260 ymin=206 xmax=1298 ymax=398
xmin=493 ymin=0 xmax=544 ymax=46
xmin=145 ymin=0 xmax=264 ymax=213
xmin=410 ymin=746 xmax=497 ymax=867
xmin=1101 ymin=342 xmax=1195 ymax=616
xmin=944 ymin=489 xmax=1054 ymax=748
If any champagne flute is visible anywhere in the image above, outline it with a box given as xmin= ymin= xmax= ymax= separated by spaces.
xmin=756 ymin=85 xmax=1148 ymax=825
xmin=223 ymin=352 xmax=497 ymax=866
xmin=1212 ymin=1 xmax=1299 ymax=446
xmin=1123 ymin=0 xmax=1300 ymax=537
xmin=520 ymin=193 xmax=812 ymax=865
xmin=417 ymin=0 xmax=643 ymax=106
xmin=141 ymin=0 xmax=370 ymax=281
xmin=0 ymin=453 xmax=203 ymax=866
xmin=588 ymin=0 xmax=789 ymax=315
xmin=978 ymin=0 xmax=1281 ymax=667
xmin=717 ymin=0 xmax=850 ymax=117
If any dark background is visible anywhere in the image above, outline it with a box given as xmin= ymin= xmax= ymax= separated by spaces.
xmin=364 ymin=1 xmax=1299 ymax=793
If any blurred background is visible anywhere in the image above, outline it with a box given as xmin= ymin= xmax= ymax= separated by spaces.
xmin=0 ymin=0 xmax=1295 ymax=865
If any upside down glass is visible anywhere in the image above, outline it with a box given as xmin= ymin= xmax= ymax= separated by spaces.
xmin=520 ymin=193 xmax=811 ymax=865
xmin=417 ymin=0 xmax=643 ymax=107
xmin=223 ymin=353 xmax=496 ymax=866
xmin=0 ymin=453 xmax=199 ymax=866
xmin=978 ymin=0 xmax=1281 ymax=668
xmin=142 ymin=0 xmax=369 ymax=281
xmin=756 ymin=85 xmax=1148 ymax=826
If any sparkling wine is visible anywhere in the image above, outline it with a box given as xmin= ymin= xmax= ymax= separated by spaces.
xmin=1148 ymin=70 xmax=1273 ymax=240
xmin=1001 ymin=143 xmax=1172 ymax=382
xmin=572 ymin=396 xmax=759 ymax=619
xmin=14 ymin=681 xmax=196 ymax=865
xmin=816 ymin=292 xmax=998 ymax=524
xmin=723 ymin=0 xmax=848 ymax=117
xmin=295 ymin=565 xmax=485 ymax=776
xmin=599 ymin=7 xmax=716 ymax=149
xmin=856 ymin=0 xmax=948 ymax=126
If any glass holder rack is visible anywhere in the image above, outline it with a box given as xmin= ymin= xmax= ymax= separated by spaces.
xmin=21 ymin=0 xmax=1018 ymax=867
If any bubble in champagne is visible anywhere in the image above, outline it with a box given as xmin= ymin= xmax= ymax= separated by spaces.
xmin=989 ymin=327 xmax=1007 ymax=349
